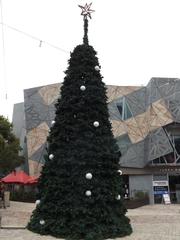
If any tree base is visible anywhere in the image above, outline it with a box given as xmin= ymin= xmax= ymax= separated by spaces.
xmin=27 ymin=216 xmax=132 ymax=240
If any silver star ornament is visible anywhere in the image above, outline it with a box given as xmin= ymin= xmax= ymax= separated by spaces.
xmin=78 ymin=3 xmax=95 ymax=19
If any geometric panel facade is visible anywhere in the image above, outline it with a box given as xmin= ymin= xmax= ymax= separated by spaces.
xmin=24 ymin=83 xmax=61 ymax=175
xmin=108 ymin=102 xmax=122 ymax=121
xmin=30 ymin=143 xmax=47 ymax=164
xmin=125 ymin=117 xmax=145 ymax=144
xmin=134 ymin=112 xmax=149 ymax=140
xmin=23 ymin=78 xmax=180 ymax=175
xmin=108 ymin=78 xmax=180 ymax=168
xmin=28 ymin=159 xmax=44 ymax=177
xmin=120 ymin=141 xmax=145 ymax=168
xmin=26 ymin=122 xmax=49 ymax=159
xmin=149 ymin=99 xmax=173 ymax=130
xmin=106 ymin=85 xmax=142 ymax=103
xmin=39 ymin=83 xmax=61 ymax=105
xmin=116 ymin=134 xmax=132 ymax=155
xmin=145 ymin=128 xmax=173 ymax=162
xmin=110 ymin=119 xmax=127 ymax=138
xmin=125 ymin=87 xmax=146 ymax=117
xmin=165 ymin=92 xmax=180 ymax=123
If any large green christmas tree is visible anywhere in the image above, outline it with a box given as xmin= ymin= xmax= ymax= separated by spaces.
xmin=28 ymin=4 xmax=132 ymax=240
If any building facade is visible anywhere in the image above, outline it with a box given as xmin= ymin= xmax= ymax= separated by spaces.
xmin=13 ymin=78 xmax=180 ymax=204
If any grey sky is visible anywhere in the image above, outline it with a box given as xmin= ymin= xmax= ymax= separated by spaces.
xmin=0 ymin=0 xmax=180 ymax=119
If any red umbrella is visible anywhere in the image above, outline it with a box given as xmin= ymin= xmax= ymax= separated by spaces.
xmin=2 ymin=170 xmax=31 ymax=184
xmin=26 ymin=176 xmax=39 ymax=184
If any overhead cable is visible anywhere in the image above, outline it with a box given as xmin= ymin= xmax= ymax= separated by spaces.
xmin=0 ymin=0 xmax=8 ymax=100
xmin=0 ymin=22 xmax=69 ymax=54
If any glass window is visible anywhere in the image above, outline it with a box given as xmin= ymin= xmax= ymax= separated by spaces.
xmin=116 ymin=97 xmax=132 ymax=121
xmin=124 ymin=102 xmax=133 ymax=120
xmin=117 ymin=104 xmax=123 ymax=118
xmin=150 ymin=124 xmax=180 ymax=165
xmin=116 ymin=134 xmax=131 ymax=155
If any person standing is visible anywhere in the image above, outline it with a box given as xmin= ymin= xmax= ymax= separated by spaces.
xmin=0 ymin=182 xmax=6 ymax=209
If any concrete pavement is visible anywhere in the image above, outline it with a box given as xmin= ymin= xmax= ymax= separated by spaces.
xmin=1 ymin=202 xmax=180 ymax=240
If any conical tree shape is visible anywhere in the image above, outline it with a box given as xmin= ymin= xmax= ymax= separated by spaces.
xmin=28 ymin=18 xmax=132 ymax=240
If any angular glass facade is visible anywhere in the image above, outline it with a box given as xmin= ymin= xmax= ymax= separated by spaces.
xmin=151 ymin=123 xmax=180 ymax=165
xmin=116 ymin=97 xmax=133 ymax=121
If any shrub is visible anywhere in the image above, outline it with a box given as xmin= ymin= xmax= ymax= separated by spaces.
xmin=134 ymin=191 xmax=149 ymax=199
xmin=10 ymin=189 xmax=36 ymax=203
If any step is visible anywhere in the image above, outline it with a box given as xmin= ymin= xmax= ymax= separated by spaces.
xmin=1 ymin=225 xmax=26 ymax=229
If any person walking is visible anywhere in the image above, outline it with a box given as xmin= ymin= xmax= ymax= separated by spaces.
xmin=0 ymin=182 xmax=6 ymax=209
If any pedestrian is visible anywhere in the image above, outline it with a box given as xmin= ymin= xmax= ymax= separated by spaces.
xmin=0 ymin=182 xmax=6 ymax=209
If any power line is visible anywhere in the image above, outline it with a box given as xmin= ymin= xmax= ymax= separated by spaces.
xmin=0 ymin=22 xmax=69 ymax=54
xmin=0 ymin=0 xmax=8 ymax=100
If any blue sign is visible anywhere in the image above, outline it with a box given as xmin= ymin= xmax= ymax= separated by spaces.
xmin=153 ymin=186 xmax=168 ymax=195
xmin=154 ymin=191 xmax=168 ymax=195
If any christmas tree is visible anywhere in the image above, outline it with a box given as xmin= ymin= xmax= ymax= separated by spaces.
xmin=27 ymin=3 xmax=132 ymax=240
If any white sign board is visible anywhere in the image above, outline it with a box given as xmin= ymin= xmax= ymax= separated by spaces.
xmin=153 ymin=181 xmax=168 ymax=186
xmin=163 ymin=194 xmax=171 ymax=204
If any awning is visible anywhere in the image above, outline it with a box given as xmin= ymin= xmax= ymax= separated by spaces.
xmin=1 ymin=170 xmax=32 ymax=184
xmin=26 ymin=176 xmax=39 ymax=184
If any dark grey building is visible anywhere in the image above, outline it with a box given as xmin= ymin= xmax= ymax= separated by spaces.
xmin=13 ymin=78 xmax=180 ymax=204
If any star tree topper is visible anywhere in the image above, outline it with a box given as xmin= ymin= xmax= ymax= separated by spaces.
xmin=78 ymin=3 xmax=95 ymax=19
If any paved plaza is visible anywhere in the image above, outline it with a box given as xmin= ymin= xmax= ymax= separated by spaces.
xmin=0 ymin=202 xmax=180 ymax=239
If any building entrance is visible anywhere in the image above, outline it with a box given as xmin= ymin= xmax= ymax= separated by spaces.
xmin=169 ymin=174 xmax=180 ymax=203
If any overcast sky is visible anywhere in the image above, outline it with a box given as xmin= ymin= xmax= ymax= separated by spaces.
xmin=1 ymin=0 xmax=180 ymax=120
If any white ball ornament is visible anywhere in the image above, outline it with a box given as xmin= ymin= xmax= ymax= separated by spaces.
xmin=95 ymin=65 xmax=100 ymax=71
xmin=85 ymin=190 xmax=92 ymax=196
xmin=93 ymin=121 xmax=99 ymax=127
xmin=40 ymin=219 xmax=45 ymax=225
xmin=80 ymin=85 xmax=86 ymax=91
xmin=85 ymin=173 xmax=92 ymax=180
xmin=117 ymin=170 xmax=122 ymax=175
xmin=35 ymin=200 xmax=40 ymax=205
xmin=51 ymin=120 xmax=55 ymax=126
xmin=116 ymin=195 xmax=121 ymax=200
xmin=49 ymin=154 xmax=54 ymax=160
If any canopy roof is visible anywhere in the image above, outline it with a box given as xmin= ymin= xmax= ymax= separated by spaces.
xmin=1 ymin=170 xmax=37 ymax=184
xmin=26 ymin=176 xmax=39 ymax=184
